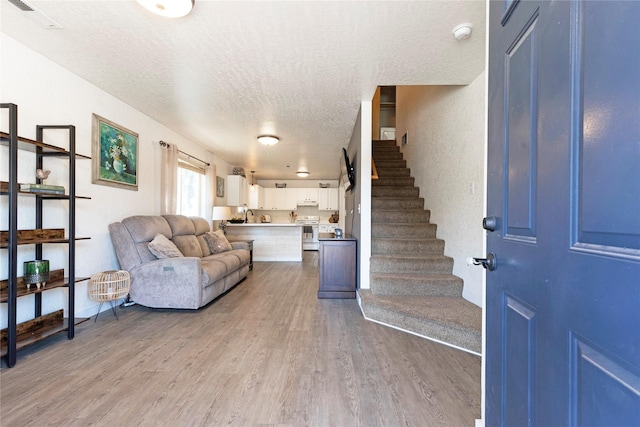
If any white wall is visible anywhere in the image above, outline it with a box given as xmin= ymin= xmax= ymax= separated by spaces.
xmin=396 ymin=75 xmax=486 ymax=307
xmin=0 ymin=34 xmax=232 ymax=324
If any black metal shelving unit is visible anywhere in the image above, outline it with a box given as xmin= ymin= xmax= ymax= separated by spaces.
xmin=1 ymin=103 xmax=91 ymax=367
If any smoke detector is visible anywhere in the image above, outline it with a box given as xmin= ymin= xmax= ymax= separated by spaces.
xmin=453 ymin=23 xmax=472 ymax=41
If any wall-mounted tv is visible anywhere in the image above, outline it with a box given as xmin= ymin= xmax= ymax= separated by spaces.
xmin=341 ymin=147 xmax=355 ymax=192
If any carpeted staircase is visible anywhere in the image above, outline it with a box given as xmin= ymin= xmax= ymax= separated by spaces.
xmin=359 ymin=140 xmax=482 ymax=355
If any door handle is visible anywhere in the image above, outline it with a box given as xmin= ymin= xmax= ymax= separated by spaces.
xmin=473 ymin=252 xmax=497 ymax=271
xmin=483 ymin=216 xmax=497 ymax=232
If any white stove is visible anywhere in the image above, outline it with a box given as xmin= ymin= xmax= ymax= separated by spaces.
xmin=296 ymin=216 xmax=320 ymax=250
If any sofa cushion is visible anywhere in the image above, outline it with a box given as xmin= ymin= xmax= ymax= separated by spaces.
xmin=148 ymin=233 xmax=184 ymax=259
xmin=201 ymin=250 xmax=245 ymax=284
xmin=204 ymin=230 xmax=233 ymax=254
xmin=172 ymin=235 xmax=204 ymax=257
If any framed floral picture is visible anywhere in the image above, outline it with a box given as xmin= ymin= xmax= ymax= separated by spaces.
xmin=92 ymin=114 xmax=139 ymax=190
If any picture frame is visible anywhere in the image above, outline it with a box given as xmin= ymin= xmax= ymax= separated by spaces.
xmin=92 ymin=113 xmax=139 ymax=190
xmin=216 ymin=176 xmax=225 ymax=197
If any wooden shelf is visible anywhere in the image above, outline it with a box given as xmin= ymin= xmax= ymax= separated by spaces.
xmin=0 ymin=272 xmax=89 ymax=303
xmin=0 ymin=131 xmax=90 ymax=159
xmin=0 ymin=310 xmax=89 ymax=357
xmin=0 ymin=237 xmax=90 ymax=248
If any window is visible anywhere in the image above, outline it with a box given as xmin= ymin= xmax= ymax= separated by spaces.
xmin=177 ymin=153 xmax=206 ymax=217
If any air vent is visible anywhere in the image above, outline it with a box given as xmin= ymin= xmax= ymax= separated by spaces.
xmin=7 ymin=0 xmax=34 ymax=12
xmin=7 ymin=0 xmax=63 ymax=29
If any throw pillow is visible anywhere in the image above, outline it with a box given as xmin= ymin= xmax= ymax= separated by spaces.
xmin=204 ymin=230 xmax=233 ymax=254
xmin=148 ymin=233 xmax=184 ymax=259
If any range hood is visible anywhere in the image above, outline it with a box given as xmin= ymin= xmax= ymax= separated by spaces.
xmin=297 ymin=200 xmax=318 ymax=207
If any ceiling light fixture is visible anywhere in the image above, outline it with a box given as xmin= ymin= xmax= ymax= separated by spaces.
xmin=257 ymin=135 xmax=279 ymax=146
xmin=453 ymin=23 xmax=473 ymax=40
xmin=296 ymin=171 xmax=310 ymax=178
xmin=136 ymin=0 xmax=194 ymax=18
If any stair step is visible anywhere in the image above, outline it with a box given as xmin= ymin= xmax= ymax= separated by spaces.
xmin=372 ymin=186 xmax=419 ymax=198
xmin=372 ymin=209 xmax=431 ymax=224
xmin=372 ymin=177 xmax=415 ymax=187
xmin=371 ymin=237 xmax=443 ymax=255
xmin=372 ymin=197 xmax=424 ymax=210
xmin=370 ymin=254 xmax=453 ymax=274
xmin=374 ymin=167 xmax=411 ymax=177
xmin=372 ymin=223 xmax=437 ymax=238
xmin=373 ymin=159 xmax=407 ymax=169
xmin=372 ymin=140 xmax=398 ymax=147
xmin=370 ymin=273 xmax=464 ymax=297
xmin=373 ymin=151 xmax=404 ymax=160
xmin=359 ymin=290 xmax=482 ymax=354
xmin=372 ymin=145 xmax=400 ymax=153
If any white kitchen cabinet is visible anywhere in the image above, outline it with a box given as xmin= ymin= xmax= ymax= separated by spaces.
xmin=318 ymin=188 xmax=339 ymax=210
xmin=295 ymin=188 xmax=318 ymax=205
xmin=226 ymin=175 xmax=248 ymax=207
xmin=248 ymin=184 xmax=264 ymax=209
xmin=263 ymin=188 xmax=296 ymax=210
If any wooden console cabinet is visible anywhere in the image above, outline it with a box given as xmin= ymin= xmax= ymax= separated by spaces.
xmin=318 ymin=237 xmax=357 ymax=299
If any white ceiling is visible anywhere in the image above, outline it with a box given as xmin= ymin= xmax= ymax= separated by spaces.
xmin=1 ymin=0 xmax=486 ymax=180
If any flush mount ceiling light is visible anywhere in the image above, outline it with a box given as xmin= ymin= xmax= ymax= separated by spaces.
xmin=453 ymin=23 xmax=473 ymax=40
xmin=257 ymin=135 xmax=279 ymax=146
xmin=136 ymin=0 xmax=194 ymax=18
xmin=296 ymin=171 xmax=310 ymax=178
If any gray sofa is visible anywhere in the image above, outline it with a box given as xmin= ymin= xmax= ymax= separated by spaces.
xmin=108 ymin=215 xmax=250 ymax=309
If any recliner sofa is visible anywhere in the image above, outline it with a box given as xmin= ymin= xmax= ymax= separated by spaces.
xmin=108 ymin=214 xmax=250 ymax=309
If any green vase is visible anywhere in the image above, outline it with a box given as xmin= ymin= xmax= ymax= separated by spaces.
xmin=113 ymin=158 xmax=124 ymax=174
xmin=24 ymin=260 xmax=50 ymax=288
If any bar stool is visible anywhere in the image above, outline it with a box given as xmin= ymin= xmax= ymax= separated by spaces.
xmin=88 ymin=270 xmax=130 ymax=321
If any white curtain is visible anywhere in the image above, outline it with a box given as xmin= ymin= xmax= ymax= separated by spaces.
xmin=160 ymin=142 xmax=178 ymax=215
xmin=204 ymin=162 xmax=216 ymax=222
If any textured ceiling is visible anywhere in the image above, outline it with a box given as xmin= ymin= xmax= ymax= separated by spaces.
xmin=1 ymin=0 xmax=486 ymax=180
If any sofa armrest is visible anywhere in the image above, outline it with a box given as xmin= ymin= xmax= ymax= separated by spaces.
xmin=128 ymin=257 xmax=203 ymax=309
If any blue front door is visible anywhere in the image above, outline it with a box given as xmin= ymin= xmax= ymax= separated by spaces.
xmin=486 ymin=0 xmax=640 ymax=425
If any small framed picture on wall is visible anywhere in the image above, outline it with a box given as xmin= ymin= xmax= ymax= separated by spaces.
xmin=216 ymin=176 xmax=224 ymax=197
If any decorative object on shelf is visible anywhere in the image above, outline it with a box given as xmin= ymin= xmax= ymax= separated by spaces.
xmin=88 ymin=270 xmax=131 ymax=322
xmin=23 ymin=260 xmax=50 ymax=289
xmin=35 ymin=168 xmax=51 ymax=184
xmin=319 ymin=183 xmax=330 ymax=188
xmin=19 ymin=183 xmax=65 ymax=195
xmin=212 ymin=206 xmax=232 ymax=233
xmin=232 ymin=167 xmax=246 ymax=177
xmin=216 ymin=176 xmax=225 ymax=197
xmin=329 ymin=212 xmax=339 ymax=223
xmin=275 ymin=183 xmax=287 ymax=188
xmin=92 ymin=113 xmax=139 ymax=191
xmin=257 ymin=135 xmax=279 ymax=146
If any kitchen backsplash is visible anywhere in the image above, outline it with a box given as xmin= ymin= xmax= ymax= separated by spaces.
xmin=249 ymin=206 xmax=339 ymax=224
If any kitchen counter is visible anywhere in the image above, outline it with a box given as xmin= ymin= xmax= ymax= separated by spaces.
xmin=226 ymin=223 xmax=302 ymax=261
xmin=227 ymin=223 xmax=300 ymax=226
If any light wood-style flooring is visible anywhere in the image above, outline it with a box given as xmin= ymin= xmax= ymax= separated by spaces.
xmin=1 ymin=252 xmax=481 ymax=426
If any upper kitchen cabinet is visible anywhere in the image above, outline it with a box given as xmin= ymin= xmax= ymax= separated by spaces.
xmin=263 ymin=188 xmax=296 ymax=210
xmin=226 ymin=175 xmax=248 ymax=207
xmin=248 ymin=184 xmax=264 ymax=209
xmin=295 ymin=188 xmax=318 ymax=206
xmin=318 ymin=188 xmax=339 ymax=210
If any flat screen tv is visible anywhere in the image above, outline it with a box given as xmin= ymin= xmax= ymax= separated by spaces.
xmin=341 ymin=147 xmax=355 ymax=192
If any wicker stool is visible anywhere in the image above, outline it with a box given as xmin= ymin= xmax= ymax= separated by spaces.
xmin=89 ymin=270 xmax=130 ymax=322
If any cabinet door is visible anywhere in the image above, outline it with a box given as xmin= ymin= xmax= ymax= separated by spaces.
xmin=278 ymin=188 xmax=296 ymax=210
xmin=226 ymin=175 xmax=248 ymax=206
xmin=296 ymin=188 xmax=318 ymax=203
xmin=263 ymin=188 xmax=277 ymax=210
xmin=248 ymin=184 xmax=264 ymax=209
xmin=319 ymin=188 xmax=339 ymax=210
